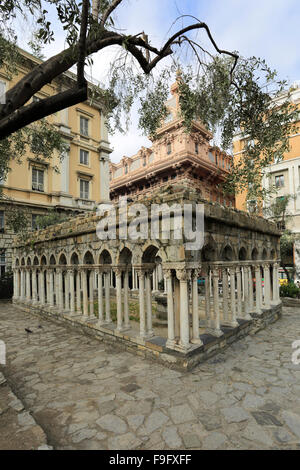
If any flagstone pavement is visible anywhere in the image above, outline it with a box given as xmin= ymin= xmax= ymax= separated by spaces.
xmin=0 ymin=301 xmax=300 ymax=450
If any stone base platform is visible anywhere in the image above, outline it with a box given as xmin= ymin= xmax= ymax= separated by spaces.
xmin=13 ymin=302 xmax=282 ymax=372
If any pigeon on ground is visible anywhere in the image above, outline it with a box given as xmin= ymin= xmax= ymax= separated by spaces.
xmin=25 ymin=328 xmax=33 ymax=333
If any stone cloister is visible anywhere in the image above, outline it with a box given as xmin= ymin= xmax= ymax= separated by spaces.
xmin=12 ymin=187 xmax=282 ymax=370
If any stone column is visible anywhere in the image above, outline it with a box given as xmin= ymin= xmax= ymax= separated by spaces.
xmin=81 ymin=268 xmax=89 ymax=319
xmin=40 ymin=269 xmax=45 ymax=306
xmin=132 ymin=267 xmax=136 ymax=290
xmin=222 ymin=266 xmax=229 ymax=324
xmin=88 ymin=269 xmax=95 ymax=317
xmin=272 ymin=262 xmax=280 ymax=304
xmin=20 ymin=268 xmax=25 ymax=301
xmin=229 ymin=266 xmax=238 ymax=327
xmin=76 ymin=269 xmax=81 ymax=313
xmin=31 ymin=268 xmax=37 ymax=305
xmin=26 ymin=268 xmax=31 ymax=302
xmin=263 ymin=263 xmax=271 ymax=309
xmin=176 ymin=268 xmax=191 ymax=350
xmin=137 ymin=270 xmax=146 ymax=338
xmin=115 ymin=268 xmax=123 ymax=331
xmin=105 ymin=270 xmax=111 ymax=323
xmin=191 ymin=270 xmax=202 ymax=345
xmin=236 ymin=266 xmax=242 ymax=319
xmin=57 ymin=268 xmax=63 ymax=311
xmin=64 ymin=269 xmax=70 ymax=312
xmin=69 ymin=269 xmax=75 ymax=314
xmin=255 ymin=264 xmax=262 ymax=314
xmin=12 ymin=268 xmax=18 ymax=301
xmin=248 ymin=266 xmax=254 ymax=312
xmin=165 ymin=269 xmax=175 ymax=348
xmin=145 ymin=271 xmax=154 ymax=337
xmin=242 ymin=265 xmax=252 ymax=320
xmin=204 ymin=266 xmax=211 ymax=330
xmin=97 ymin=270 xmax=104 ymax=325
xmin=209 ymin=267 xmax=223 ymax=336
xmin=16 ymin=269 xmax=21 ymax=300
xmin=123 ymin=270 xmax=130 ymax=329
xmin=49 ymin=269 xmax=54 ymax=308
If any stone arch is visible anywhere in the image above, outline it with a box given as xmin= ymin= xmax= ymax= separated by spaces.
xmin=49 ymin=254 xmax=56 ymax=265
xmin=142 ymin=244 xmax=159 ymax=263
xmin=41 ymin=255 xmax=47 ymax=266
xmin=26 ymin=257 xmax=32 ymax=266
xmin=262 ymin=248 xmax=268 ymax=260
xmin=251 ymin=247 xmax=259 ymax=260
xmin=70 ymin=252 xmax=79 ymax=265
xmin=221 ymin=244 xmax=234 ymax=261
xmin=83 ymin=250 xmax=95 ymax=265
xmin=118 ymin=247 xmax=132 ymax=265
xmin=238 ymin=246 xmax=247 ymax=261
xmin=15 ymin=258 xmax=19 ymax=266
xmin=58 ymin=253 xmax=67 ymax=265
xmin=201 ymin=243 xmax=216 ymax=262
xmin=99 ymin=249 xmax=112 ymax=265
xmin=270 ymin=248 xmax=277 ymax=260
xmin=21 ymin=257 xmax=25 ymax=266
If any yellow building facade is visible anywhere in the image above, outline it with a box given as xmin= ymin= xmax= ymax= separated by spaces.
xmin=233 ymin=84 xmax=300 ymax=279
xmin=0 ymin=48 xmax=111 ymax=270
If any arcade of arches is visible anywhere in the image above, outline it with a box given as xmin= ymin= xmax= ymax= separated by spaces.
xmin=12 ymin=187 xmax=282 ymax=368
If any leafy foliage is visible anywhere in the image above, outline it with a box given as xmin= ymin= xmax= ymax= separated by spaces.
xmin=0 ymin=119 xmax=67 ymax=185
xmin=280 ymin=282 xmax=300 ymax=299
xmin=34 ymin=209 xmax=70 ymax=229
xmin=177 ymin=56 xmax=298 ymax=204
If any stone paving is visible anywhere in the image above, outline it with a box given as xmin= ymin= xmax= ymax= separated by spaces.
xmin=0 ymin=301 xmax=300 ymax=450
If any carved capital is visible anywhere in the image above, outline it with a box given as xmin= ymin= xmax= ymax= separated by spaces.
xmin=176 ymin=268 xmax=191 ymax=281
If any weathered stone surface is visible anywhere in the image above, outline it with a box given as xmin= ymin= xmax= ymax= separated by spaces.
xmin=199 ymin=412 xmax=222 ymax=431
xmin=281 ymin=411 xmax=300 ymax=439
xmin=143 ymin=410 xmax=169 ymax=434
xmin=0 ymin=302 xmax=299 ymax=450
xmin=203 ymin=432 xmax=227 ymax=449
xmin=169 ymin=404 xmax=195 ymax=424
xmin=96 ymin=414 xmax=127 ymax=434
xmin=251 ymin=411 xmax=282 ymax=427
xmin=221 ymin=407 xmax=250 ymax=423
xmin=162 ymin=426 xmax=182 ymax=448
xmin=182 ymin=433 xmax=201 ymax=449
xmin=242 ymin=423 xmax=273 ymax=447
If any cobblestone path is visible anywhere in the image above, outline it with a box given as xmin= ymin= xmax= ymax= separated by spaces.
xmin=0 ymin=301 xmax=299 ymax=450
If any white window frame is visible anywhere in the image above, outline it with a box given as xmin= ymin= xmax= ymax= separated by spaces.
xmin=80 ymin=116 xmax=89 ymax=137
xmin=32 ymin=168 xmax=44 ymax=192
xmin=79 ymin=149 xmax=89 ymax=165
xmin=80 ymin=179 xmax=89 ymax=199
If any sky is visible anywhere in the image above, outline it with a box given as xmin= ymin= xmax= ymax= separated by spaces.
xmin=17 ymin=0 xmax=300 ymax=163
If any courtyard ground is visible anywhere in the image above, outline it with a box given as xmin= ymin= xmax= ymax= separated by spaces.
xmin=0 ymin=300 xmax=299 ymax=450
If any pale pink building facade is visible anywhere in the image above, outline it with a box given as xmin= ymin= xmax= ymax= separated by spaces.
xmin=110 ymin=81 xmax=235 ymax=208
